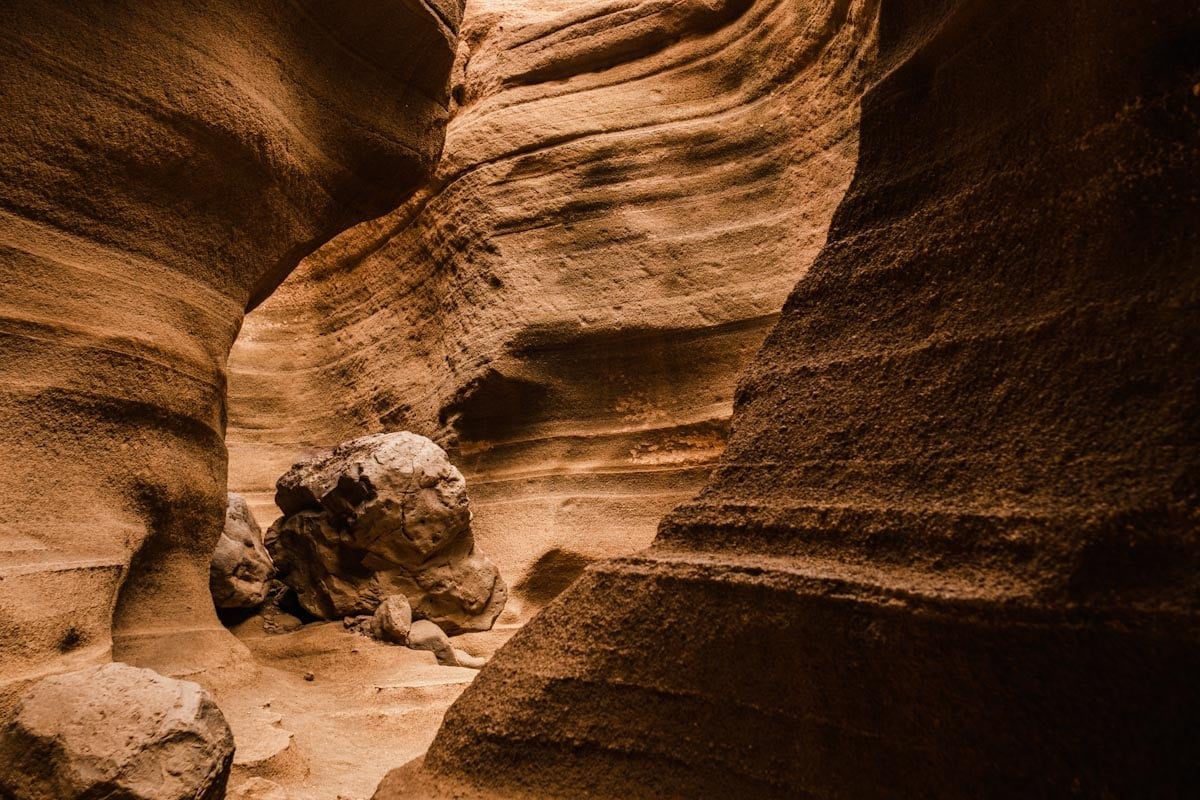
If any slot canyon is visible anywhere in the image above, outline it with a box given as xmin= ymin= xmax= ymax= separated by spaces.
xmin=0 ymin=1 xmax=1196 ymax=798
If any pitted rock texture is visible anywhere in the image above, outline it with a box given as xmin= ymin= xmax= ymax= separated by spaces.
xmin=0 ymin=0 xmax=463 ymax=701
xmin=226 ymin=0 xmax=875 ymax=604
xmin=0 ymin=662 xmax=234 ymax=800
xmin=266 ymin=433 xmax=506 ymax=634
xmin=210 ymin=493 xmax=274 ymax=609
xmin=380 ymin=0 xmax=1200 ymax=798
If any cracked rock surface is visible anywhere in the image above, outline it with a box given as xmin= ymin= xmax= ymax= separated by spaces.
xmin=266 ymin=432 xmax=506 ymax=634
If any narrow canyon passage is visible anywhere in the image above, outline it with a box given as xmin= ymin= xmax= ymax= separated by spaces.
xmin=215 ymin=1 xmax=875 ymax=794
xmin=0 ymin=0 xmax=1196 ymax=799
xmin=225 ymin=0 xmax=874 ymax=609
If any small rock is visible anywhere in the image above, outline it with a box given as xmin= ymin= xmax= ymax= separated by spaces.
xmin=210 ymin=493 xmax=274 ymax=608
xmin=262 ymin=611 xmax=303 ymax=635
xmin=303 ymin=671 xmax=315 ymax=682
xmin=406 ymin=619 xmax=486 ymax=668
xmin=0 ymin=662 xmax=234 ymax=800
xmin=453 ymin=649 xmax=488 ymax=670
xmin=370 ymin=594 xmax=413 ymax=644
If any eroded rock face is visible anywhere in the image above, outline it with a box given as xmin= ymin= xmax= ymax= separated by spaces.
xmin=226 ymin=0 xmax=874 ymax=607
xmin=0 ymin=663 xmax=234 ymax=800
xmin=383 ymin=0 xmax=1200 ymax=798
xmin=210 ymin=493 xmax=274 ymax=609
xmin=0 ymin=0 xmax=464 ymax=700
xmin=267 ymin=433 xmax=506 ymax=633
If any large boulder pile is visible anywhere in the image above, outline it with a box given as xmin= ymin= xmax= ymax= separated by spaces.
xmin=0 ymin=663 xmax=234 ymax=800
xmin=267 ymin=432 xmax=506 ymax=634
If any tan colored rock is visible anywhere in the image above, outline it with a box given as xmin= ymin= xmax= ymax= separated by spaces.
xmin=211 ymin=493 xmax=274 ymax=609
xmin=407 ymin=620 xmax=486 ymax=670
xmin=267 ymin=432 xmax=506 ymax=633
xmin=0 ymin=0 xmax=464 ymax=702
xmin=371 ymin=595 xmax=414 ymax=645
xmin=0 ymin=663 xmax=234 ymax=800
xmin=226 ymin=0 xmax=870 ymax=608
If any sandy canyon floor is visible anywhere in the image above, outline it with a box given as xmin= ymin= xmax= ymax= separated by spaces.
xmin=206 ymin=617 xmax=518 ymax=800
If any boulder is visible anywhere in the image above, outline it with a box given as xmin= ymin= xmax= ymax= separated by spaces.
xmin=266 ymin=511 xmax=382 ymax=619
xmin=371 ymin=595 xmax=413 ymax=645
xmin=210 ymin=493 xmax=274 ymax=609
xmin=0 ymin=662 xmax=234 ymax=800
xmin=267 ymin=432 xmax=506 ymax=634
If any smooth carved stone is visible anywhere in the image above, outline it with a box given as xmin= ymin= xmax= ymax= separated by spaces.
xmin=267 ymin=432 xmax=506 ymax=634
xmin=0 ymin=663 xmax=234 ymax=800
xmin=407 ymin=620 xmax=486 ymax=670
xmin=210 ymin=493 xmax=274 ymax=609
xmin=371 ymin=595 xmax=413 ymax=645
xmin=378 ymin=0 xmax=1200 ymax=798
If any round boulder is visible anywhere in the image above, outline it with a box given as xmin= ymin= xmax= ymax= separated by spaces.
xmin=0 ymin=662 xmax=234 ymax=800
xmin=267 ymin=432 xmax=506 ymax=633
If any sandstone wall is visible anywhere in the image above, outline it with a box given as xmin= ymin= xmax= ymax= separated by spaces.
xmin=227 ymin=0 xmax=876 ymax=606
xmin=0 ymin=0 xmax=461 ymax=705
xmin=386 ymin=0 xmax=1200 ymax=796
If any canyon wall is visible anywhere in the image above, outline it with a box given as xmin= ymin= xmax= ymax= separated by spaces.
xmin=0 ymin=0 xmax=462 ymax=705
xmin=385 ymin=0 xmax=1200 ymax=797
xmin=225 ymin=0 xmax=875 ymax=605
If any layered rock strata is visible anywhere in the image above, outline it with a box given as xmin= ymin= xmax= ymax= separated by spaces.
xmin=0 ymin=0 xmax=463 ymax=704
xmin=226 ymin=0 xmax=875 ymax=600
xmin=382 ymin=0 xmax=1200 ymax=797
xmin=267 ymin=432 xmax=506 ymax=633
